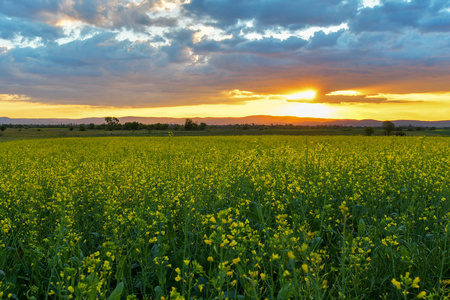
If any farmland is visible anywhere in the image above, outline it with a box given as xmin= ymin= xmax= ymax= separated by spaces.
xmin=0 ymin=136 xmax=449 ymax=299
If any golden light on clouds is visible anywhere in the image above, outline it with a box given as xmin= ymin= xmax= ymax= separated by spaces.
xmin=154 ymin=0 xmax=191 ymax=11
xmin=0 ymin=92 xmax=332 ymax=119
xmin=1 ymin=91 xmax=449 ymax=121
xmin=375 ymin=92 xmax=450 ymax=102
xmin=326 ymin=90 xmax=362 ymax=96
xmin=0 ymin=94 xmax=30 ymax=102
xmin=54 ymin=18 xmax=83 ymax=28
xmin=228 ymin=89 xmax=317 ymax=102
xmin=190 ymin=25 xmax=233 ymax=43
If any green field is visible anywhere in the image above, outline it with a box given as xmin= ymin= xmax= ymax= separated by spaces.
xmin=0 ymin=136 xmax=449 ymax=299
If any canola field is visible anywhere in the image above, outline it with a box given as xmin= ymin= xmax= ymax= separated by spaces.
xmin=0 ymin=136 xmax=449 ymax=299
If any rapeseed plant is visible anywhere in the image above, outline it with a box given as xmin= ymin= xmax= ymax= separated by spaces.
xmin=0 ymin=136 xmax=448 ymax=299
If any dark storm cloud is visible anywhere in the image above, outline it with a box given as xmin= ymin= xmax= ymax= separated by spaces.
xmin=184 ymin=0 xmax=358 ymax=30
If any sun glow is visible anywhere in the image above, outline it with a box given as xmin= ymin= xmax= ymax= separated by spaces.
xmin=286 ymin=90 xmax=317 ymax=100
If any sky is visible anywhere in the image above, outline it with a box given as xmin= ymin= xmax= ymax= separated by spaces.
xmin=1 ymin=0 xmax=450 ymax=120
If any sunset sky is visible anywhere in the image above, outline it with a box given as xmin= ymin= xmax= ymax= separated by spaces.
xmin=1 ymin=0 xmax=450 ymax=120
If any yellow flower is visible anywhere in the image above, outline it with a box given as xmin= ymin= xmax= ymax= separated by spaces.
xmin=232 ymin=257 xmax=241 ymax=264
xmin=417 ymin=291 xmax=426 ymax=298
xmin=392 ymin=278 xmax=401 ymax=290
xmin=300 ymin=243 xmax=308 ymax=253
xmin=229 ymin=240 xmax=237 ymax=247
xmin=204 ymin=239 xmax=212 ymax=245
xmin=271 ymin=253 xmax=280 ymax=260
xmin=283 ymin=270 xmax=291 ymax=277
xmin=175 ymin=275 xmax=181 ymax=282
xmin=68 ymin=286 xmax=75 ymax=293
xmin=248 ymin=270 xmax=258 ymax=278
xmin=207 ymin=256 xmax=214 ymax=262
xmin=302 ymin=263 xmax=309 ymax=273
xmin=260 ymin=273 xmax=267 ymax=280
xmin=287 ymin=251 xmax=296 ymax=260
xmin=412 ymin=277 xmax=420 ymax=288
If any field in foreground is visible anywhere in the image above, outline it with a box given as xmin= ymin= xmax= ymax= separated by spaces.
xmin=0 ymin=136 xmax=449 ymax=299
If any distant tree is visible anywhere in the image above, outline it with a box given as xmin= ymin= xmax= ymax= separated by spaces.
xmin=199 ymin=122 xmax=207 ymax=130
xmin=184 ymin=118 xmax=198 ymax=131
xmin=87 ymin=123 xmax=95 ymax=130
xmin=364 ymin=126 xmax=375 ymax=136
xmin=105 ymin=117 xmax=120 ymax=131
xmin=173 ymin=124 xmax=182 ymax=131
xmin=0 ymin=125 xmax=6 ymax=132
xmin=382 ymin=121 xmax=395 ymax=136
xmin=123 ymin=122 xmax=142 ymax=131
xmin=153 ymin=123 xmax=169 ymax=130
xmin=79 ymin=124 xmax=86 ymax=131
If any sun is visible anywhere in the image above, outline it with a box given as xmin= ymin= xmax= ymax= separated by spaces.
xmin=286 ymin=90 xmax=317 ymax=101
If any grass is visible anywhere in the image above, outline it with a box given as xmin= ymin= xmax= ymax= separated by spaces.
xmin=1 ymin=127 xmax=450 ymax=142
xmin=0 ymin=136 xmax=449 ymax=299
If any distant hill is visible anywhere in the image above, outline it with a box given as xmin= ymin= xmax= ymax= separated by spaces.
xmin=1 ymin=116 xmax=450 ymax=127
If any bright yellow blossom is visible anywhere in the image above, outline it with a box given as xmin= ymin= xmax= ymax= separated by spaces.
xmin=417 ymin=291 xmax=426 ymax=298
xmin=392 ymin=278 xmax=402 ymax=290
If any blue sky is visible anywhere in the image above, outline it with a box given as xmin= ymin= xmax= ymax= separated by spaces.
xmin=1 ymin=0 xmax=450 ymax=120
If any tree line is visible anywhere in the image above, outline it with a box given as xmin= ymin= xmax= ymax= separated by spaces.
xmin=103 ymin=118 xmax=207 ymax=131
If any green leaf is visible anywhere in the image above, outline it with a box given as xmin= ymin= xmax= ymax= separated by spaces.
xmin=358 ymin=218 xmax=366 ymax=236
xmin=277 ymin=283 xmax=293 ymax=300
xmin=108 ymin=282 xmax=124 ymax=300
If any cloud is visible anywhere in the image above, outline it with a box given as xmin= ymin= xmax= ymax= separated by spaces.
xmin=193 ymin=36 xmax=307 ymax=55
xmin=314 ymin=94 xmax=388 ymax=104
xmin=306 ymin=29 xmax=345 ymax=50
xmin=0 ymin=94 xmax=31 ymax=102
xmin=418 ymin=11 xmax=450 ymax=32
xmin=0 ymin=0 xmax=61 ymax=20
xmin=184 ymin=0 xmax=359 ymax=30
xmin=1 ymin=0 xmax=450 ymax=114
xmin=234 ymin=36 xmax=308 ymax=54
xmin=0 ymin=14 xmax=64 ymax=42
xmin=0 ymin=0 xmax=179 ymax=33
xmin=349 ymin=0 xmax=450 ymax=33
